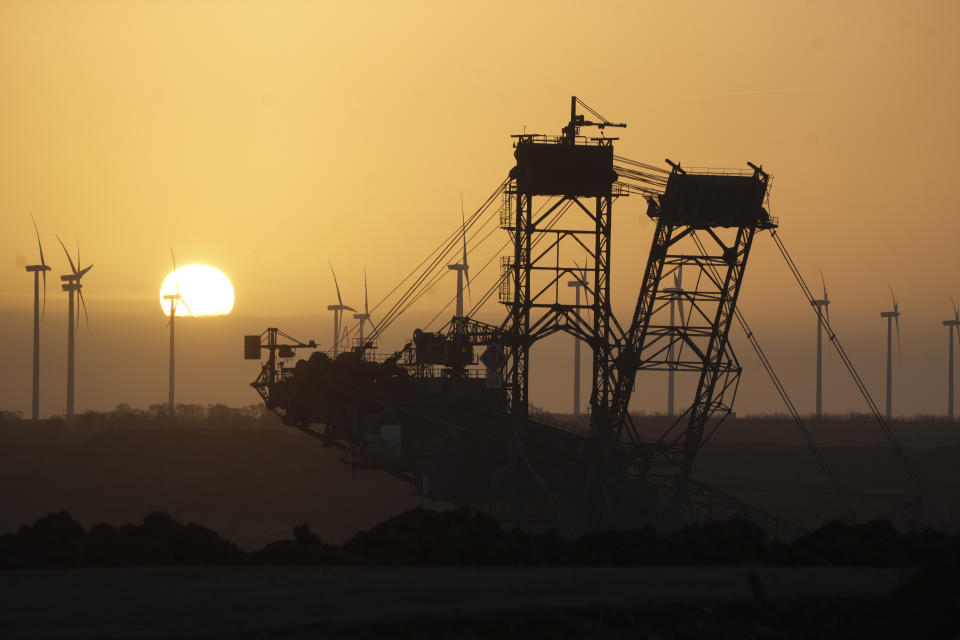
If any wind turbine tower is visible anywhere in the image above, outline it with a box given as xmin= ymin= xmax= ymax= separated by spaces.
xmin=447 ymin=197 xmax=471 ymax=317
xmin=880 ymin=286 xmax=901 ymax=422
xmin=566 ymin=262 xmax=588 ymax=416
xmin=353 ymin=269 xmax=375 ymax=349
xmin=810 ymin=271 xmax=831 ymax=419
xmin=327 ymin=263 xmax=354 ymax=356
xmin=57 ymin=237 xmax=91 ymax=418
xmin=662 ymin=266 xmax=686 ymax=417
xmin=944 ymin=298 xmax=960 ymax=421
xmin=164 ymin=248 xmax=193 ymax=416
xmin=25 ymin=217 xmax=51 ymax=421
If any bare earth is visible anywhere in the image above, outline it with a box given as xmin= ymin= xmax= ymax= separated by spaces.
xmin=0 ymin=565 xmax=906 ymax=638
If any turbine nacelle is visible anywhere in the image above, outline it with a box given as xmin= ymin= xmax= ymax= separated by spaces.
xmin=567 ymin=260 xmax=588 ymax=289
xmin=327 ymin=263 xmax=356 ymax=353
xmin=27 ymin=215 xmax=51 ymax=320
xmin=881 ymin=285 xmax=901 ymax=358
xmin=448 ymin=195 xmax=471 ymax=317
xmin=810 ymin=268 xmax=830 ymax=323
xmin=56 ymin=235 xmax=91 ymax=331
xmin=663 ymin=264 xmax=685 ymax=326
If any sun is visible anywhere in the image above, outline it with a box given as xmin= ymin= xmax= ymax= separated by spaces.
xmin=159 ymin=264 xmax=235 ymax=316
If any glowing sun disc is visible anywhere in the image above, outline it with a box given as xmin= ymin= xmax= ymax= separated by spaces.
xmin=159 ymin=264 xmax=234 ymax=316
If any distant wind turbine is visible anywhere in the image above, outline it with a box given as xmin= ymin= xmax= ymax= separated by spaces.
xmin=663 ymin=265 xmax=686 ymax=418
xmin=57 ymin=236 xmax=91 ymax=418
xmin=944 ymin=298 xmax=960 ymax=421
xmin=163 ymin=247 xmax=194 ymax=417
xmin=880 ymin=285 xmax=901 ymax=422
xmin=810 ymin=269 xmax=831 ymax=419
xmin=353 ymin=269 xmax=375 ymax=349
xmin=447 ymin=196 xmax=471 ymax=318
xmin=566 ymin=260 xmax=588 ymax=416
xmin=25 ymin=216 xmax=51 ymax=421
xmin=327 ymin=263 xmax=354 ymax=356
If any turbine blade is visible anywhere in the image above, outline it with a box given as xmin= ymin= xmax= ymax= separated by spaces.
xmin=895 ymin=314 xmax=901 ymax=359
xmin=56 ymin=235 xmax=78 ymax=275
xmin=460 ymin=195 xmax=468 ymax=267
xmin=169 ymin=244 xmax=180 ymax=296
xmin=460 ymin=195 xmax=470 ymax=300
xmin=677 ymin=294 xmax=686 ymax=328
xmin=888 ymin=283 xmax=896 ymax=311
xmin=951 ymin=296 xmax=959 ymax=322
xmin=78 ymin=288 xmax=90 ymax=332
xmin=329 ymin=262 xmax=343 ymax=307
xmin=30 ymin=216 xmax=49 ymax=319
xmin=31 ymin=215 xmax=46 ymax=267
xmin=818 ymin=266 xmax=827 ymax=302
xmin=77 ymin=264 xmax=93 ymax=278
xmin=364 ymin=268 xmax=369 ymax=315
xmin=180 ymin=296 xmax=194 ymax=317
xmin=41 ymin=269 xmax=47 ymax=320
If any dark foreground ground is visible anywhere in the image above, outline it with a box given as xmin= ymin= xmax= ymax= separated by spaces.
xmin=1 ymin=565 xmax=942 ymax=639
xmin=2 ymin=419 xmax=960 ymax=547
xmin=2 ymin=416 xmax=959 ymax=638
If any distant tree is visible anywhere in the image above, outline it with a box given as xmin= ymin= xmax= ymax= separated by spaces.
xmin=178 ymin=404 xmax=205 ymax=423
xmin=206 ymin=403 xmax=232 ymax=426
xmin=147 ymin=403 xmax=167 ymax=421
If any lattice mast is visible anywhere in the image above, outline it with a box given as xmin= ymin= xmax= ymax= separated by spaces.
xmin=501 ymin=97 xmax=625 ymax=433
xmin=605 ymin=161 xmax=775 ymax=504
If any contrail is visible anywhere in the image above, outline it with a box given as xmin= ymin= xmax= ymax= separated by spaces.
xmin=688 ymin=89 xmax=784 ymax=99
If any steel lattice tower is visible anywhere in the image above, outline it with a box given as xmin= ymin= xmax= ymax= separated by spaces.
xmin=500 ymin=97 xmax=623 ymax=439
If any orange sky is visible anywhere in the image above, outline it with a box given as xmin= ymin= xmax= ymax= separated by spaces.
xmin=1 ymin=1 xmax=959 ymax=418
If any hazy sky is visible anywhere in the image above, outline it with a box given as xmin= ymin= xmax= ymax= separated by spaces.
xmin=1 ymin=0 xmax=958 ymax=419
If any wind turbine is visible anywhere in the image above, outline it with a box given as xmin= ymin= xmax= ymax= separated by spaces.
xmin=810 ymin=269 xmax=831 ymax=419
xmin=25 ymin=216 xmax=51 ymax=421
xmin=566 ymin=260 xmax=588 ymax=416
xmin=163 ymin=247 xmax=193 ymax=417
xmin=944 ymin=298 xmax=960 ymax=421
xmin=327 ymin=263 xmax=354 ymax=356
xmin=57 ymin=236 xmax=91 ymax=418
xmin=663 ymin=265 xmax=686 ymax=417
xmin=352 ymin=269 xmax=375 ymax=349
xmin=447 ymin=196 xmax=471 ymax=318
xmin=880 ymin=285 xmax=901 ymax=422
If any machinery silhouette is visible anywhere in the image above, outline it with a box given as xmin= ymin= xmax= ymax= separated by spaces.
xmin=247 ymin=98 xmax=793 ymax=534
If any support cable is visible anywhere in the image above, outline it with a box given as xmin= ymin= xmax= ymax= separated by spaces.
xmin=465 ymin=199 xmax=575 ymax=321
xmin=690 ymin=233 xmax=856 ymax=520
xmin=373 ymin=188 xmax=497 ymax=333
xmin=368 ymin=179 xmax=507 ymax=342
xmin=768 ymin=228 xmax=938 ymax=524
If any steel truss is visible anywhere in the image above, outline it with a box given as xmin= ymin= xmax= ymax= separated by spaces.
xmin=500 ymin=171 xmax=618 ymax=439
xmin=597 ymin=164 xmax=773 ymax=525
xmin=248 ymin=100 xmax=801 ymax=535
